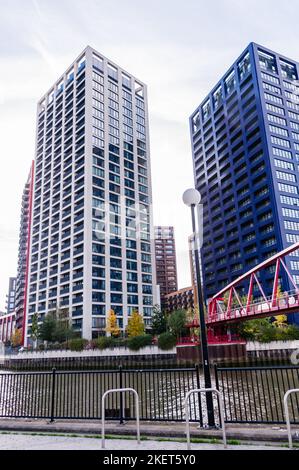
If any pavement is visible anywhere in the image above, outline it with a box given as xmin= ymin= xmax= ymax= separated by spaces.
xmin=0 ymin=418 xmax=298 ymax=447
xmin=0 ymin=433 xmax=288 ymax=450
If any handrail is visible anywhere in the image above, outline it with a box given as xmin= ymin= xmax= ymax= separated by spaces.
xmin=185 ymin=388 xmax=227 ymax=450
xmin=101 ymin=387 xmax=140 ymax=449
xmin=283 ymin=388 xmax=299 ymax=449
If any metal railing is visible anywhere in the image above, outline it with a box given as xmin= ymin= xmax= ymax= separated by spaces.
xmin=1 ymin=364 xmax=298 ymax=426
xmin=185 ymin=388 xmax=227 ymax=450
xmin=215 ymin=364 xmax=299 ymax=424
xmin=284 ymin=388 xmax=299 ymax=449
xmin=0 ymin=366 xmax=202 ymax=423
xmin=101 ymin=388 xmax=140 ymax=449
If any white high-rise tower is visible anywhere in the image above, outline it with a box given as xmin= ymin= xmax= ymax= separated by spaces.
xmin=25 ymin=46 xmax=157 ymax=343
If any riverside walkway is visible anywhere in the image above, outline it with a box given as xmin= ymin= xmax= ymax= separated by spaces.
xmin=0 ymin=419 xmax=297 ymax=448
xmin=0 ymin=432 xmax=288 ymax=450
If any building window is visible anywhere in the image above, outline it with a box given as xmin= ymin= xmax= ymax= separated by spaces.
xmin=287 ymin=100 xmax=299 ymax=112
xmin=285 ymin=220 xmax=299 ymax=231
xmin=77 ymin=55 xmax=86 ymax=73
xmin=213 ymin=86 xmax=223 ymax=110
xmin=291 ymin=261 xmax=299 ymax=271
xmin=282 ymin=207 xmax=299 ymax=218
xmin=286 ymin=233 xmax=299 ymax=243
xmin=258 ymin=50 xmax=277 ymax=74
xmin=276 ymin=170 xmax=296 ymax=182
xmin=273 ymin=147 xmax=292 ymax=159
xmin=269 ymin=125 xmax=288 ymax=137
xmin=268 ymin=114 xmax=287 ymax=126
xmin=280 ymin=60 xmax=298 ymax=81
xmin=238 ymin=52 xmax=251 ymax=80
xmin=271 ymin=136 xmax=290 ymax=148
xmin=202 ymin=100 xmax=211 ymax=122
xmin=285 ymin=90 xmax=299 ymax=103
xmin=224 ymin=70 xmax=236 ymax=96
xmin=278 ymin=183 xmax=298 ymax=194
xmin=264 ymin=92 xmax=283 ymax=105
xmin=261 ymin=71 xmax=280 ymax=85
xmin=265 ymin=103 xmax=285 ymax=116
xmin=263 ymin=82 xmax=281 ymax=95
xmin=280 ymin=195 xmax=299 ymax=206
xmin=290 ymin=121 xmax=299 ymax=131
xmin=274 ymin=159 xmax=294 ymax=171
xmin=262 ymin=237 xmax=276 ymax=247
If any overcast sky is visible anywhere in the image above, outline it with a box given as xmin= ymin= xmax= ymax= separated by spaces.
xmin=1 ymin=0 xmax=299 ymax=310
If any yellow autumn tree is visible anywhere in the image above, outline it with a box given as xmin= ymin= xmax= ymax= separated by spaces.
xmin=11 ymin=328 xmax=23 ymax=348
xmin=273 ymin=315 xmax=288 ymax=329
xmin=273 ymin=284 xmax=288 ymax=328
xmin=126 ymin=310 xmax=145 ymax=338
xmin=105 ymin=309 xmax=121 ymax=337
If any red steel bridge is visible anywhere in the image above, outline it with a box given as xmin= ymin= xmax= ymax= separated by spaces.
xmin=181 ymin=241 xmax=299 ymax=345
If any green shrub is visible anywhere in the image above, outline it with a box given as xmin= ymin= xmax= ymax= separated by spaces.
xmin=68 ymin=338 xmax=88 ymax=351
xmin=127 ymin=334 xmax=152 ymax=351
xmin=157 ymin=332 xmax=177 ymax=350
xmin=276 ymin=325 xmax=299 ymax=341
xmin=47 ymin=342 xmax=62 ymax=350
xmin=38 ymin=344 xmax=45 ymax=351
xmin=94 ymin=336 xmax=115 ymax=350
xmin=285 ymin=325 xmax=299 ymax=340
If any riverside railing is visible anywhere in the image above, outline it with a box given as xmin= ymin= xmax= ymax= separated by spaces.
xmin=0 ymin=366 xmax=203 ymax=424
xmin=215 ymin=364 xmax=299 ymax=424
xmin=1 ymin=365 xmax=299 ymax=425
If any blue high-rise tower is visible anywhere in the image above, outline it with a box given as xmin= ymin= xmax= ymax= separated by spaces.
xmin=190 ymin=43 xmax=299 ymax=324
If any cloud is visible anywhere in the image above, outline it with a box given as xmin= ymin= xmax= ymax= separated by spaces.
xmin=1 ymin=0 xmax=299 ymax=307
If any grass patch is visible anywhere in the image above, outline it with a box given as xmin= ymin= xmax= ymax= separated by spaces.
xmin=227 ymin=439 xmax=241 ymax=445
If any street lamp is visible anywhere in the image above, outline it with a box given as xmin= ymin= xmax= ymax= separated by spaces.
xmin=183 ymin=188 xmax=215 ymax=427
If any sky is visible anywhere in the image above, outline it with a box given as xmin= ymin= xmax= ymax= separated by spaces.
xmin=1 ymin=0 xmax=299 ymax=310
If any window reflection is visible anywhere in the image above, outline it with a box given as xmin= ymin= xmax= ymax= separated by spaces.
xmin=224 ymin=70 xmax=236 ymax=96
xmin=238 ymin=52 xmax=251 ymax=80
xmin=258 ymin=50 xmax=277 ymax=74
xmin=280 ymin=60 xmax=298 ymax=81
xmin=192 ymin=111 xmax=200 ymax=133
xmin=213 ymin=86 xmax=223 ymax=110
xmin=202 ymin=100 xmax=211 ymax=122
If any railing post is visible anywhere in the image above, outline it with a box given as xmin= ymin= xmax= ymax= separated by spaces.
xmin=214 ymin=364 xmax=221 ymax=427
xmin=195 ymin=364 xmax=203 ymax=427
xmin=214 ymin=365 xmax=219 ymax=390
xmin=50 ymin=367 xmax=56 ymax=423
xmin=119 ymin=364 xmax=124 ymax=424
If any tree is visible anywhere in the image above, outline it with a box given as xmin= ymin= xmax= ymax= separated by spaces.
xmin=11 ymin=329 xmax=22 ymax=348
xmin=273 ymin=315 xmax=288 ymax=329
xmin=52 ymin=308 xmax=75 ymax=343
xmin=31 ymin=312 xmax=39 ymax=349
xmin=39 ymin=313 xmax=56 ymax=343
xmin=151 ymin=305 xmax=167 ymax=335
xmin=186 ymin=306 xmax=199 ymax=324
xmin=168 ymin=309 xmax=187 ymax=339
xmin=223 ymin=291 xmax=248 ymax=309
xmin=105 ymin=309 xmax=121 ymax=337
xmin=126 ymin=310 xmax=145 ymax=338
xmin=157 ymin=332 xmax=177 ymax=350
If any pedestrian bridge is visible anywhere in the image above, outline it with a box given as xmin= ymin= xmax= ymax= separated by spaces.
xmin=207 ymin=241 xmax=299 ymax=327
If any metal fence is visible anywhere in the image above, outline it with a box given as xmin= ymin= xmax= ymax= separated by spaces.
xmin=1 ymin=365 xmax=299 ymax=425
xmin=215 ymin=365 xmax=299 ymax=424
xmin=0 ymin=366 xmax=203 ymax=424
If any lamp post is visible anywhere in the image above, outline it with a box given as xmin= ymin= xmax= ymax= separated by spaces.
xmin=183 ymin=188 xmax=215 ymax=427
